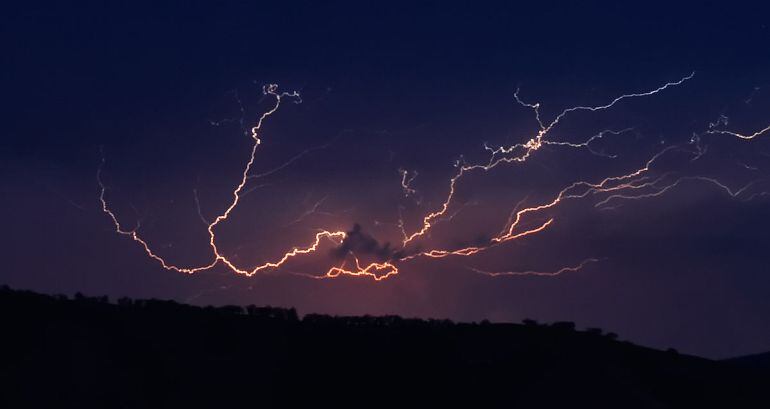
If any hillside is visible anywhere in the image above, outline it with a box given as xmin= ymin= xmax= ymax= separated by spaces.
xmin=0 ymin=285 xmax=767 ymax=408
xmin=724 ymin=351 xmax=770 ymax=371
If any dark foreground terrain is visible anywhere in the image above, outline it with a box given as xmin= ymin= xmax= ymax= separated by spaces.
xmin=0 ymin=286 xmax=767 ymax=408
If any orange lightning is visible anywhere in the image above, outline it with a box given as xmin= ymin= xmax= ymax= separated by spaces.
xmin=100 ymin=73 xmax=762 ymax=282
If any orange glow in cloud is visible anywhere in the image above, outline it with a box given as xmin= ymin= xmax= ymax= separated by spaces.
xmin=99 ymin=74 xmax=763 ymax=281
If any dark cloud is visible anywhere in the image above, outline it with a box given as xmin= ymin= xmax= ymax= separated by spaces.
xmin=331 ymin=223 xmax=409 ymax=261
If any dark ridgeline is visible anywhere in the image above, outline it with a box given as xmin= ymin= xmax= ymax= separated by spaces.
xmin=725 ymin=351 xmax=770 ymax=371
xmin=0 ymin=286 xmax=767 ymax=408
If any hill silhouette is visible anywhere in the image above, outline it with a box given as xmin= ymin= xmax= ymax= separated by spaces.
xmin=0 ymin=285 xmax=767 ymax=408
xmin=724 ymin=351 xmax=770 ymax=372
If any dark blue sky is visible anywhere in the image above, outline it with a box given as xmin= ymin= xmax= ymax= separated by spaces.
xmin=3 ymin=1 xmax=770 ymax=358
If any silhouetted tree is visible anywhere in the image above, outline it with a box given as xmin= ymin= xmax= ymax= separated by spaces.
xmin=551 ymin=321 xmax=576 ymax=331
xmin=586 ymin=327 xmax=604 ymax=336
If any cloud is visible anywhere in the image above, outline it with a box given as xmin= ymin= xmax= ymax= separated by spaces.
xmin=331 ymin=223 xmax=408 ymax=261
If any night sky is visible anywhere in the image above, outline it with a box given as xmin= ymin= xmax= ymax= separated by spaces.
xmin=3 ymin=1 xmax=770 ymax=359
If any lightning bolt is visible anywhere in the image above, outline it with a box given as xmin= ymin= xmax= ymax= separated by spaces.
xmin=400 ymin=73 xmax=696 ymax=247
xmin=99 ymin=73 xmax=764 ymax=282
xmin=470 ymin=258 xmax=601 ymax=277
xmin=707 ymin=124 xmax=770 ymax=140
xmin=247 ymin=133 xmax=341 ymax=180
xmin=100 ymin=84 xmax=343 ymax=276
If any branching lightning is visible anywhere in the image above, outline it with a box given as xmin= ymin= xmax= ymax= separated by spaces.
xmin=99 ymin=73 xmax=766 ymax=281
xmin=400 ymin=73 xmax=696 ymax=247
